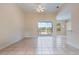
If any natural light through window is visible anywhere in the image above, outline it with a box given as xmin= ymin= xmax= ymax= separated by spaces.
xmin=38 ymin=21 xmax=53 ymax=35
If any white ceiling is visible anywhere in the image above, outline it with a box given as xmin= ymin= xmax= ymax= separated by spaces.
xmin=17 ymin=3 xmax=64 ymax=14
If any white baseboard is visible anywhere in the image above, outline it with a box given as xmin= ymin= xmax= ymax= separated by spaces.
xmin=67 ymin=42 xmax=79 ymax=49
xmin=0 ymin=37 xmax=24 ymax=50
xmin=24 ymin=35 xmax=33 ymax=38
xmin=24 ymin=35 xmax=37 ymax=38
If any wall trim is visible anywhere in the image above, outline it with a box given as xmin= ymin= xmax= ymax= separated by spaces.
xmin=0 ymin=37 xmax=24 ymax=50
xmin=67 ymin=42 xmax=79 ymax=49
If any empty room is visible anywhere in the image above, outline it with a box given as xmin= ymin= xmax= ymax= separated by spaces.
xmin=0 ymin=3 xmax=79 ymax=55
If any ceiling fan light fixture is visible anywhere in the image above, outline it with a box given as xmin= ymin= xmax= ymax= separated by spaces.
xmin=36 ymin=4 xmax=45 ymax=13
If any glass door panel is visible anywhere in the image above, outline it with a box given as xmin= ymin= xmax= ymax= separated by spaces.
xmin=38 ymin=21 xmax=53 ymax=35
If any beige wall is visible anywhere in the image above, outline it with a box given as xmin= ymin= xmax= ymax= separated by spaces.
xmin=24 ymin=13 xmax=57 ymax=37
xmin=70 ymin=4 xmax=79 ymax=49
xmin=0 ymin=4 xmax=25 ymax=49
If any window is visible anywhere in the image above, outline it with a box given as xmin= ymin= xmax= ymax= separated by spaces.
xmin=38 ymin=21 xmax=53 ymax=35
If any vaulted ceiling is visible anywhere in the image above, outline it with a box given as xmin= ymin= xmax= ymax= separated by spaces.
xmin=17 ymin=3 xmax=64 ymax=14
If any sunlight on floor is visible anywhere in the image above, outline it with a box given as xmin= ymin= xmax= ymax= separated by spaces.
xmin=36 ymin=36 xmax=54 ymax=54
xmin=36 ymin=35 xmax=65 ymax=54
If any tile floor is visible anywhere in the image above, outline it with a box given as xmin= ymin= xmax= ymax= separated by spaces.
xmin=0 ymin=36 xmax=79 ymax=55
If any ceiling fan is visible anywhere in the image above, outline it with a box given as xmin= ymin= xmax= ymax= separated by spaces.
xmin=36 ymin=4 xmax=45 ymax=13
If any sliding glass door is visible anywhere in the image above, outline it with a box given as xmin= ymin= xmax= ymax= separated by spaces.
xmin=38 ymin=21 xmax=53 ymax=35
